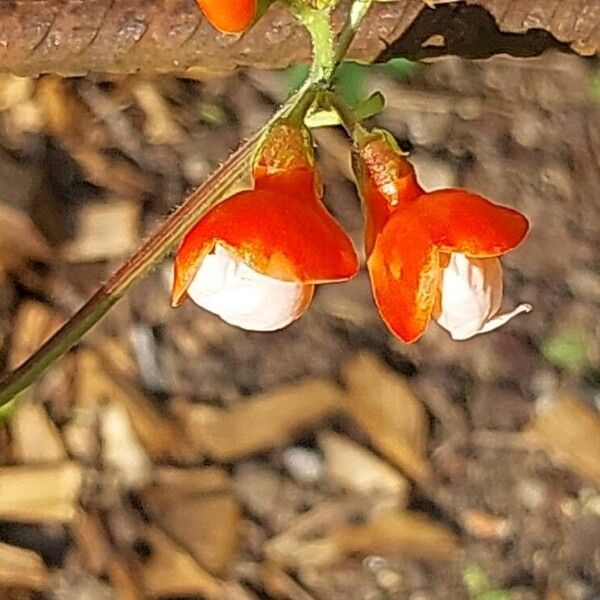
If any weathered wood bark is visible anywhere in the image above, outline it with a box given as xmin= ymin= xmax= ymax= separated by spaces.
xmin=0 ymin=0 xmax=597 ymax=77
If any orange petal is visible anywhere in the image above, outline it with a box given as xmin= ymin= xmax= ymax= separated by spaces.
xmin=197 ymin=0 xmax=256 ymax=33
xmin=172 ymin=188 xmax=359 ymax=306
xmin=367 ymin=210 xmax=440 ymax=343
xmin=417 ymin=190 xmax=529 ymax=257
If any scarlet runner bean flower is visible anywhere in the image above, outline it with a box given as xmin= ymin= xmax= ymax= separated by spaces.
xmin=353 ymin=128 xmax=531 ymax=343
xmin=171 ymin=122 xmax=359 ymax=331
xmin=196 ymin=0 xmax=270 ymax=33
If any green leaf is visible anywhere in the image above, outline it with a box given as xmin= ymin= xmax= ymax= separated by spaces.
xmin=284 ymin=64 xmax=311 ymax=94
xmin=354 ymin=91 xmax=385 ymax=120
xmin=381 ymin=57 xmax=417 ymax=80
xmin=333 ymin=61 xmax=366 ymax=107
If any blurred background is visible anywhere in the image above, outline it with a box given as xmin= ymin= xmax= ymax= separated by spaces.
xmin=0 ymin=50 xmax=599 ymax=599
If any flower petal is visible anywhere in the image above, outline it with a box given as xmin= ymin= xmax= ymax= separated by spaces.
xmin=435 ymin=254 xmax=503 ymax=340
xmin=172 ymin=188 xmax=359 ymax=306
xmin=417 ymin=190 xmax=529 ymax=257
xmin=187 ymin=244 xmax=313 ymax=331
xmin=367 ymin=210 xmax=440 ymax=343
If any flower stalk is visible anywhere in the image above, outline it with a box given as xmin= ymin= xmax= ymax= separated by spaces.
xmin=0 ymin=0 xmax=376 ymax=408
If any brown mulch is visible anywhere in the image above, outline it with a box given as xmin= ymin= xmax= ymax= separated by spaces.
xmin=0 ymin=51 xmax=599 ymax=600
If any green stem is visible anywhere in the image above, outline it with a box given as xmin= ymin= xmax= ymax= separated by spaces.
xmin=334 ymin=0 xmax=375 ymax=67
xmin=286 ymin=1 xmax=336 ymax=82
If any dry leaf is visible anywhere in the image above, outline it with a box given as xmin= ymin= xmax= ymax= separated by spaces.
xmin=342 ymin=352 xmax=431 ymax=483
xmin=142 ymin=487 xmax=240 ymax=576
xmin=526 ymin=391 xmax=600 ymax=486
xmin=178 ymin=379 xmax=343 ymax=461
xmin=319 ymin=431 xmax=409 ymax=510
xmin=140 ymin=525 xmax=224 ymax=600
xmin=0 ymin=542 xmax=49 ymax=590
xmin=0 ymin=462 xmax=82 ymax=522
xmin=332 ymin=511 xmax=459 ymax=562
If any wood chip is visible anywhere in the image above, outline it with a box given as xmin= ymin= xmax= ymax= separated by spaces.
xmin=0 ymin=542 xmax=49 ymax=590
xmin=460 ymin=509 xmax=513 ymax=540
xmin=9 ymin=399 xmax=67 ymax=464
xmin=100 ymin=401 xmax=152 ymax=490
xmin=142 ymin=486 xmax=240 ymax=576
xmin=264 ymin=499 xmax=362 ymax=569
xmin=73 ymin=512 xmax=112 ymax=576
xmin=76 ymin=351 xmax=190 ymax=461
xmin=8 ymin=300 xmax=62 ymax=369
xmin=0 ymin=462 xmax=82 ymax=523
xmin=130 ymin=79 xmax=185 ymax=145
xmin=319 ymin=432 xmax=410 ymax=510
xmin=62 ymin=199 xmax=141 ymax=263
xmin=260 ymin=561 xmax=316 ymax=600
xmin=332 ymin=511 xmax=459 ymax=562
xmin=266 ymin=501 xmax=458 ymax=568
xmin=105 ymin=558 xmax=144 ymax=600
xmin=140 ymin=525 xmax=224 ymax=600
xmin=342 ymin=352 xmax=432 ymax=483
xmin=178 ymin=379 xmax=343 ymax=461
xmin=152 ymin=466 xmax=231 ymax=495
xmin=0 ymin=204 xmax=50 ymax=276
xmin=526 ymin=391 xmax=600 ymax=486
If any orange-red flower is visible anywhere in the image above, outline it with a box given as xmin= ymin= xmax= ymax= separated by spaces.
xmin=172 ymin=123 xmax=359 ymax=331
xmin=196 ymin=0 xmax=266 ymax=33
xmin=354 ymin=128 xmax=531 ymax=343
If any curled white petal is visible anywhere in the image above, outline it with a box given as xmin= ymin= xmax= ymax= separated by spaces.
xmin=435 ymin=253 xmax=531 ymax=340
xmin=187 ymin=244 xmax=313 ymax=332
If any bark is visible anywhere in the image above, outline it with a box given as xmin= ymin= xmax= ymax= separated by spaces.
xmin=0 ymin=0 xmax=597 ymax=77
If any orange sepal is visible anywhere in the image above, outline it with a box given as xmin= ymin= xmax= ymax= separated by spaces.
xmin=367 ymin=210 xmax=440 ymax=343
xmin=417 ymin=190 xmax=529 ymax=257
xmin=172 ymin=188 xmax=359 ymax=307
xmin=197 ymin=0 xmax=256 ymax=33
